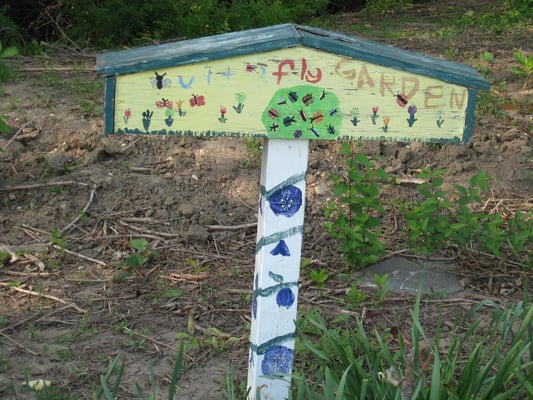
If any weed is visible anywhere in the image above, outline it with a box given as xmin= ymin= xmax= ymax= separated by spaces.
xmin=511 ymin=49 xmax=533 ymax=89
xmin=0 ymin=114 xmax=9 ymax=135
xmin=0 ymin=41 xmax=18 ymax=82
xmin=56 ymin=316 xmax=98 ymax=344
xmin=324 ymin=143 xmax=389 ymax=269
xmin=0 ymin=251 xmax=9 ymax=267
xmin=373 ymin=273 xmax=389 ymax=302
xmin=115 ymin=239 xmax=159 ymax=282
xmin=49 ymin=186 xmax=64 ymax=195
xmin=345 ymin=282 xmax=367 ymax=309
xmin=241 ymin=137 xmax=262 ymax=168
xmin=50 ymin=228 xmax=66 ymax=251
xmin=80 ymin=98 xmax=103 ymax=117
xmin=309 ymin=268 xmax=328 ymax=285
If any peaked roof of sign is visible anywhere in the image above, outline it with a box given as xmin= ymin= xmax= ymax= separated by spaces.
xmin=96 ymin=24 xmax=489 ymax=90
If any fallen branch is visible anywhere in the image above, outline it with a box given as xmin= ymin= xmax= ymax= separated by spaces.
xmin=1 ymin=118 xmax=37 ymax=152
xmin=51 ymin=245 xmax=106 ymax=266
xmin=206 ymin=222 xmax=257 ymax=231
xmin=117 ymin=220 xmax=179 ymax=238
xmin=168 ymin=272 xmax=209 ymax=281
xmin=0 ymin=282 xmax=87 ymax=313
xmin=0 ymin=331 xmax=39 ymax=355
xmin=0 ymin=180 xmax=89 ymax=192
xmin=61 ymin=184 xmax=97 ymax=233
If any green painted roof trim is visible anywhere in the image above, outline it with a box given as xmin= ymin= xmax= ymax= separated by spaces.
xmin=96 ymin=24 xmax=489 ymax=91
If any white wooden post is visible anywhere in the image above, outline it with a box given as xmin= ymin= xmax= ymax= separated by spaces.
xmin=247 ymin=138 xmax=309 ymax=400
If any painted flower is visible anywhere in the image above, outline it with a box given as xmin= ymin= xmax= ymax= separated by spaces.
xmin=123 ymin=108 xmax=131 ymax=124
xmin=407 ymin=105 xmax=418 ymax=127
xmin=269 ymin=185 xmax=302 ymax=217
xmin=382 ymin=115 xmax=391 ymax=132
xmin=351 ymin=107 xmax=360 ymax=126
xmin=276 ymin=288 xmax=295 ymax=309
xmin=219 ymin=106 xmax=228 ymax=123
xmin=261 ymin=345 xmax=294 ymax=376
xmin=371 ymin=106 xmax=379 ymax=125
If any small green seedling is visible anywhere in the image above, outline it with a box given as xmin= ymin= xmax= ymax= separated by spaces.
xmin=115 ymin=239 xmax=159 ymax=282
xmin=511 ymin=50 xmax=533 ymax=89
xmin=0 ymin=115 xmax=9 ymax=134
xmin=373 ymin=273 xmax=389 ymax=301
xmin=0 ymin=41 xmax=18 ymax=82
xmin=309 ymin=268 xmax=329 ymax=285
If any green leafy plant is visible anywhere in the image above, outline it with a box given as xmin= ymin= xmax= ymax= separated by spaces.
xmin=403 ymin=169 xmax=532 ymax=264
xmin=0 ymin=40 xmax=18 ymax=81
xmin=403 ymin=169 xmax=488 ymax=254
xmin=50 ymin=228 xmax=66 ymax=251
xmin=241 ymin=138 xmax=262 ymax=168
xmin=0 ymin=114 xmax=9 ymax=134
xmin=373 ymin=273 xmax=389 ymax=302
xmin=115 ymin=239 xmax=159 ymax=282
xmin=511 ymin=49 xmax=533 ymax=89
xmin=324 ymin=143 xmax=389 ymax=269
xmin=0 ymin=251 xmax=9 ymax=267
xmin=344 ymin=281 xmax=367 ymax=309
xmin=309 ymin=268 xmax=329 ymax=285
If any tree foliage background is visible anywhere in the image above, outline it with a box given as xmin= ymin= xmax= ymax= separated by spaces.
xmin=1 ymin=0 xmax=532 ymax=50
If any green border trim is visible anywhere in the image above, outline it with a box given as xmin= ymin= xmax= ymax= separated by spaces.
xmin=104 ymin=77 xmax=116 ymax=134
xmin=96 ymin=24 xmax=489 ymax=91
xmin=96 ymin=24 xmax=489 ymax=142
xmin=463 ymin=88 xmax=479 ymax=143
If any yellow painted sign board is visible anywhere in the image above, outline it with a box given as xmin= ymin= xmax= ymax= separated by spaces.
xmin=98 ymin=24 xmax=489 ymax=144
xmin=114 ymin=46 xmax=468 ymax=142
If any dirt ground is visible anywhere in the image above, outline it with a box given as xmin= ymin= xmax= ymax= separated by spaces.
xmin=0 ymin=3 xmax=532 ymax=399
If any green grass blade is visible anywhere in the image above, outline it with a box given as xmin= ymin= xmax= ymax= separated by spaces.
xmin=168 ymin=340 xmax=184 ymax=400
xmin=429 ymin=349 xmax=441 ymax=400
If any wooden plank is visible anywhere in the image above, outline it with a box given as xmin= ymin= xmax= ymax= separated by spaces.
xmin=247 ymin=138 xmax=308 ymax=400
xmin=96 ymin=24 xmax=489 ymax=91
xmin=96 ymin=25 xmax=300 ymax=76
xmin=297 ymin=25 xmax=490 ymax=90
xmin=107 ymin=46 xmax=475 ymax=143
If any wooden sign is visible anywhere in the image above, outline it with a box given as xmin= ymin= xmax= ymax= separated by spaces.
xmin=96 ymin=24 xmax=488 ymax=400
xmin=98 ymin=24 xmax=488 ymax=144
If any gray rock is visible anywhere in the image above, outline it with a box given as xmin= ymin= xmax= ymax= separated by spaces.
xmin=183 ymin=225 xmax=209 ymax=242
xmin=357 ymin=256 xmax=464 ymax=296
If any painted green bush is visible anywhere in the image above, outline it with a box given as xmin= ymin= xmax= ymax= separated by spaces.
xmin=262 ymin=85 xmax=342 ymax=140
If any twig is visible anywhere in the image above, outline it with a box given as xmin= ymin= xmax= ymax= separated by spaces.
xmin=0 ymin=282 xmax=87 ymax=313
xmin=43 ymin=10 xmax=82 ymax=52
xmin=0 ymin=331 xmax=39 ymax=355
xmin=51 ymin=245 xmax=106 ymax=266
xmin=1 ymin=118 xmax=37 ymax=151
xmin=206 ymin=222 xmax=257 ymax=231
xmin=0 ymin=180 xmax=89 ymax=192
xmin=122 ymin=327 xmax=179 ymax=353
xmin=168 ymin=272 xmax=209 ymax=281
xmin=2 ymin=270 xmax=52 ymax=278
xmin=117 ymin=220 xmax=179 ymax=238
xmin=61 ymin=184 xmax=97 ymax=233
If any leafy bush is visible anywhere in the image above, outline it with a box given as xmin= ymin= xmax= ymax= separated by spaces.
xmin=325 ymin=148 xmax=532 ymax=268
xmin=25 ymin=0 xmax=328 ymax=49
xmin=0 ymin=37 xmax=19 ymax=82
xmin=324 ymin=143 xmax=390 ymax=269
